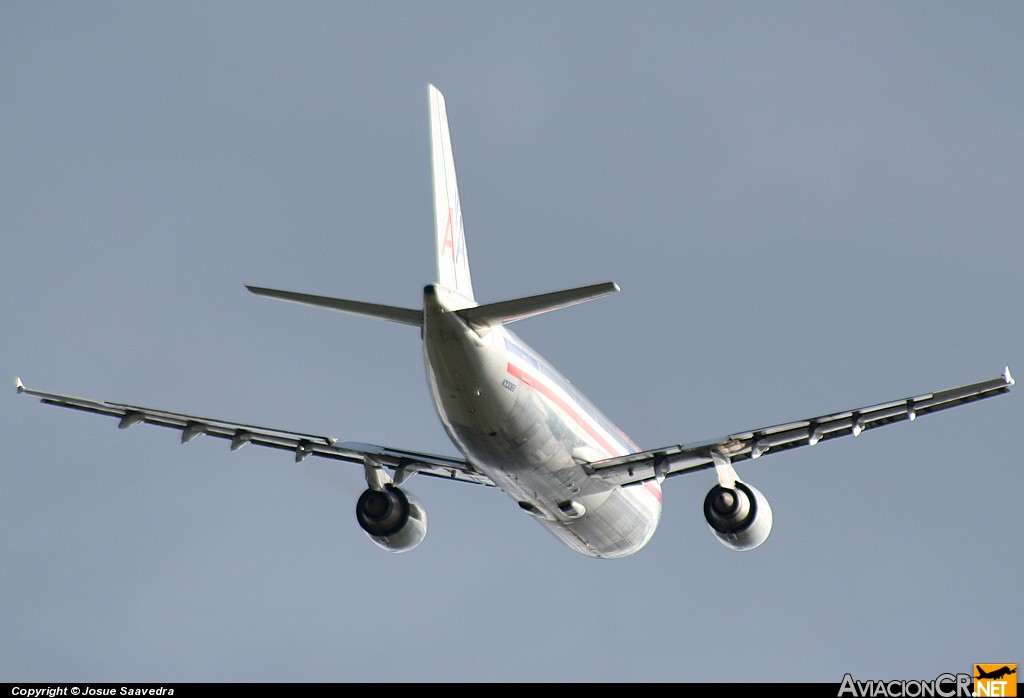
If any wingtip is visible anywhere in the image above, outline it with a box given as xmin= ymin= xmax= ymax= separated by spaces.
xmin=14 ymin=376 xmax=24 ymax=394
xmin=1004 ymin=366 xmax=1014 ymax=386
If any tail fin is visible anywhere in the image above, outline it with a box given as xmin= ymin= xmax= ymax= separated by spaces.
xmin=429 ymin=85 xmax=475 ymax=303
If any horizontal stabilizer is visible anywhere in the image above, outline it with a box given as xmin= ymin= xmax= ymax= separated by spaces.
xmin=456 ymin=282 xmax=619 ymax=328
xmin=246 ymin=286 xmax=422 ymax=326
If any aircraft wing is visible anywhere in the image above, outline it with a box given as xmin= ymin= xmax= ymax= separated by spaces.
xmin=14 ymin=379 xmax=494 ymax=487
xmin=585 ymin=369 xmax=1014 ymax=487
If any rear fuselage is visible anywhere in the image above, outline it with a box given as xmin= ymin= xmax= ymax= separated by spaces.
xmin=422 ymin=284 xmax=662 ymax=558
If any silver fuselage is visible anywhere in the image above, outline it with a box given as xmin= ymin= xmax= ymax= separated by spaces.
xmin=422 ymin=285 xmax=662 ymax=558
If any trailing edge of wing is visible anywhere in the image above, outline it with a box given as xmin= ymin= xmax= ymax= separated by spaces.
xmin=585 ymin=369 xmax=1014 ymax=488
xmin=456 ymin=282 xmax=619 ymax=329
xmin=246 ymin=286 xmax=422 ymax=326
xmin=14 ymin=379 xmax=492 ymax=486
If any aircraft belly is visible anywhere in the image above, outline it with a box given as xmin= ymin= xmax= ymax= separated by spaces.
xmin=537 ymin=484 xmax=662 ymax=559
xmin=431 ymin=356 xmax=662 ymax=558
xmin=422 ymin=304 xmax=574 ymax=491
xmin=429 ymin=337 xmax=586 ymax=499
xmin=422 ymin=289 xmax=662 ymax=557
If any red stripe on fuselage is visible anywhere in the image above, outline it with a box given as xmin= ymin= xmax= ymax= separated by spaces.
xmin=506 ymin=362 xmax=624 ymax=458
xmin=643 ymin=481 xmax=663 ymax=503
xmin=505 ymin=359 xmax=663 ymax=506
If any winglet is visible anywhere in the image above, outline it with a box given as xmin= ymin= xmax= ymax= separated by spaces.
xmin=14 ymin=377 xmax=25 ymax=394
xmin=1004 ymin=366 xmax=1015 ymax=386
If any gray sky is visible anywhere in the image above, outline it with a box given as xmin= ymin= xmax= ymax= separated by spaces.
xmin=3 ymin=1 xmax=1021 ymax=682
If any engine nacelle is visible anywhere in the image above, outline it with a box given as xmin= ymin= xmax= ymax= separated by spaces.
xmin=356 ymin=484 xmax=427 ymax=553
xmin=703 ymin=481 xmax=773 ymax=551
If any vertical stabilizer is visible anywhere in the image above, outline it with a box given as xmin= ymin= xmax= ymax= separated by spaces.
xmin=429 ymin=85 xmax=475 ymax=302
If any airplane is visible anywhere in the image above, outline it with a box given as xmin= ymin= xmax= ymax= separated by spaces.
xmin=976 ymin=667 xmax=1017 ymax=681
xmin=15 ymin=84 xmax=1015 ymax=558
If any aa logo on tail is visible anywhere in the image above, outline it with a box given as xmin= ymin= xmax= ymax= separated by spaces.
xmin=974 ymin=664 xmax=1017 ymax=697
xmin=441 ymin=204 xmax=466 ymax=265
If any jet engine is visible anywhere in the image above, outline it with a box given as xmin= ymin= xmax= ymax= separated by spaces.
xmin=703 ymin=481 xmax=773 ymax=551
xmin=356 ymin=484 xmax=427 ymax=553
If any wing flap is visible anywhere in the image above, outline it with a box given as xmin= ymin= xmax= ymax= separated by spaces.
xmin=17 ymin=380 xmax=493 ymax=486
xmin=585 ymin=369 xmax=1014 ymax=487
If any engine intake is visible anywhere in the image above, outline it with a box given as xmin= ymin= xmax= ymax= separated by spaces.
xmin=703 ymin=481 xmax=773 ymax=551
xmin=356 ymin=484 xmax=427 ymax=553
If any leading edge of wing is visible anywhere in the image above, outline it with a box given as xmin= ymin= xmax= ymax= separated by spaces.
xmin=585 ymin=369 xmax=1014 ymax=488
xmin=14 ymin=378 xmax=493 ymax=487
